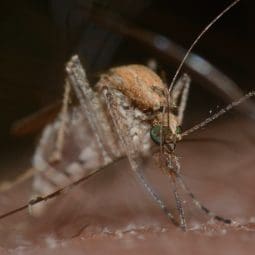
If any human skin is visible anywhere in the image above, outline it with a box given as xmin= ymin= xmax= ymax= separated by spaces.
xmin=0 ymin=116 xmax=254 ymax=255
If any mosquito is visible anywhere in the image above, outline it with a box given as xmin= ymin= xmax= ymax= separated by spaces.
xmin=0 ymin=0 xmax=254 ymax=231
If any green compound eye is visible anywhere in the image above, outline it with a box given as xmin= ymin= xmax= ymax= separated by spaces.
xmin=151 ymin=125 xmax=181 ymax=145
xmin=150 ymin=125 xmax=162 ymax=145
xmin=176 ymin=126 xmax=182 ymax=135
xmin=150 ymin=125 xmax=171 ymax=145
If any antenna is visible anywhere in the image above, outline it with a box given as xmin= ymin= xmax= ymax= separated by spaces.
xmin=168 ymin=0 xmax=241 ymax=94
xmin=181 ymin=91 xmax=255 ymax=138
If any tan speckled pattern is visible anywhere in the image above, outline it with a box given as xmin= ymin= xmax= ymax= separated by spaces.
xmin=98 ymin=65 xmax=167 ymax=111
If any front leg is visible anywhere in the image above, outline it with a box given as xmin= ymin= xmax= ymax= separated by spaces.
xmin=171 ymin=74 xmax=191 ymax=125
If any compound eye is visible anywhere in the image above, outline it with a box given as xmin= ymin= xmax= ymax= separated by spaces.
xmin=150 ymin=125 xmax=161 ymax=145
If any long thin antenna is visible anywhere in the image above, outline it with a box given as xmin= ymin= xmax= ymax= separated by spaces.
xmin=168 ymin=0 xmax=241 ymax=94
xmin=181 ymin=91 xmax=255 ymax=138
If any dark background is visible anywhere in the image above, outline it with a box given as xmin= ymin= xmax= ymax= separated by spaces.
xmin=0 ymin=0 xmax=254 ymax=178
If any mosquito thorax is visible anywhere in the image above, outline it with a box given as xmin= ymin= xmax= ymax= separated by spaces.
xmin=97 ymin=64 xmax=167 ymax=112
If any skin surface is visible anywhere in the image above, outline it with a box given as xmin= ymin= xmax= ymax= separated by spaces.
xmin=0 ymin=116 xmax=254 ymax=254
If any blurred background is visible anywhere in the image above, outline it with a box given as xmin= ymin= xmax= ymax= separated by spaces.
xmin=0 ymin=0 xmax=254 ymax=180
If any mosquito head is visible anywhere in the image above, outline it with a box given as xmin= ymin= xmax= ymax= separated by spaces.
xmin=150 ymin=123 xmax=182 ymax=151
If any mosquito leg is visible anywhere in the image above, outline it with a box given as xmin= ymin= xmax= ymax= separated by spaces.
xmin=49 ymin=80 xmax=71 ymax=163
xmin=171 ymin=74 xmax=191 ymax=125
xmin=171 ymin=178 xmax=187 ymax=231
xmin=66 ymin=55 xmax=121 ymax=163
xmin=170 ymin=155 xmax=231 ymax=224
xmin=165 ymin=154 xmax=186 ymax=230
xmin=66 ymin=56 xmax=109 ymax=163
xmin=130 ymin=157 xmax=179 ymax=227
xmin=171 ymin=74 xmax=190 ymax=105
xmin=0 ymin=159 xmax=124 ymax=221
xmin=176 ymin=172 xmax=231 ymax=224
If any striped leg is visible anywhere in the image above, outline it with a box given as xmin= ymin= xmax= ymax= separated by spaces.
xmin=49 ymin=80 xmax=71 ymax=163
xmin=171 ymin=74 xmax=191 ymax=125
